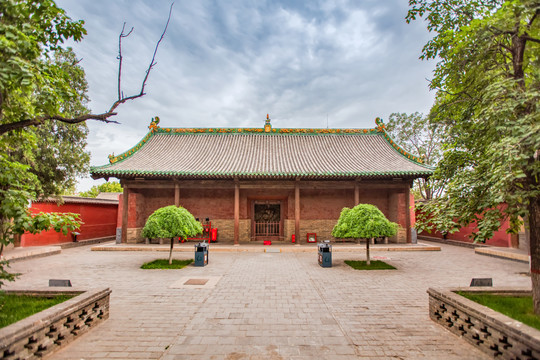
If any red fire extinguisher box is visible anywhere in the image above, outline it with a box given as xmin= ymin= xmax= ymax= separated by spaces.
xmin=307 ymin=233 xmax=317 ymax=243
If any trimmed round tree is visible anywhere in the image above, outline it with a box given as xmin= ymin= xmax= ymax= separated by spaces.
xmin=332 ymin=204 xmax=398 ymax=265
xmin=142 ymin=206 xmax=203 ymax=264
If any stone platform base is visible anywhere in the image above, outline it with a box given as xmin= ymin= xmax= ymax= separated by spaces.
xmin=91 ymin=242 xmax=440 ymax=253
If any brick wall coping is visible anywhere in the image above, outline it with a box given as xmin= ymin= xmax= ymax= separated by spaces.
xmin=35 ymin=196 xmax=119 ymax=205
xmin=427 ymin=287 xmax=539 ymax=358
xmin=0 ymin=288 xmax=111 ymax=358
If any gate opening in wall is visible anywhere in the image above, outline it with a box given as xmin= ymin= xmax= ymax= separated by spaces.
xmin=253 ymin=202 xmax=282 ymax=240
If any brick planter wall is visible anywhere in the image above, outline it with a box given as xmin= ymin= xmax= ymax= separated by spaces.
xmin=0 ymin=288 xmax=111 ymax=360
xmin=427 ymin=287 xmax=540 ymax=359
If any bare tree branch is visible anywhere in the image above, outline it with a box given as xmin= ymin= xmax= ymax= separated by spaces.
xmin=109 ymin=2 xmax=174 ymax=114
xmin=0 ymin=112 xmax=119 ymax=134
xmin=118 ymin=22 xmax=134 ymax=100
xmin=0 ymin=2 xmax=174 ymax=136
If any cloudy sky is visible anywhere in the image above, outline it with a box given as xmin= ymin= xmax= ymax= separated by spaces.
xmin=55 ymin=0 xmax=437 ymax=191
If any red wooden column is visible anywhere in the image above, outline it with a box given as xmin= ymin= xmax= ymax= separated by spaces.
xmin=295 ymin=178 xmax=300 ymax=244
xmin=174 ymin=182 xmax=180 ymax=207
xmin=234 ymin=180 xmax=239 ymax=245
xmin=121 ymin=184 xmax=129 ymax=244
xmin=405 ymin=185 xmax=412 ymax=243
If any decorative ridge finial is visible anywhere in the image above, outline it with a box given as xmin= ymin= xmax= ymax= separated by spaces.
xmin=264 ymin=114 xmax=272 ymax=132
xmin=149 ymin=116 xmax=161 ymax=131
xmin=375 ymin=117 xmax=385 ymax=132
xmin=374 ymin=117 xmax=425 ymax=165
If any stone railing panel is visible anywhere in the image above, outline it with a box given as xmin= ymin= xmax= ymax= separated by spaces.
xmin=0 ymin=288 xmax=111 ymax=360
xmin=428 ymin=287 xmax=539 ymax=359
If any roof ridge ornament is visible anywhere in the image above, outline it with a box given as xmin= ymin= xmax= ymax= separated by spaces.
xmin=374 ymin=117 xmax=428 ymax=165
xmin=264 ymin=114 xmax=272 ymax=133
xmin=375 ymin=117 xmax=385 ymax=132
xmin=149 ymin=116 xmax=161 ymax=132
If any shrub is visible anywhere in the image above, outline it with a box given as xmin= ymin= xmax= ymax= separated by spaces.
xmin=333 ymin=204 xmax=398 ymax=264
xmin=142 ymin=206 xmax=203 ymax=264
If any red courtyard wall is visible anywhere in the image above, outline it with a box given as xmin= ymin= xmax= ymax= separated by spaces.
xmin=415 ymin=205 xmax=512 ymax=247
xmin=21 ymin=200 xmax=118 ymax=247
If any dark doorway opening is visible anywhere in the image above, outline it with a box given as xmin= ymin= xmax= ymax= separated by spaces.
xmin=253 ymin=202 xmax=282 ymax=239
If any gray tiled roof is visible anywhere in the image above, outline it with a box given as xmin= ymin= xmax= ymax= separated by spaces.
xmin=91 ymin=129 xmax=433 ymax=180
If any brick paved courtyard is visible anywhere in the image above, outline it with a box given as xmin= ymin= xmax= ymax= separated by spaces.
xmin=5 ymin=242 xmax=530 ymax=359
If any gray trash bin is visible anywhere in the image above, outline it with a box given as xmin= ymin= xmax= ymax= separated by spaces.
xmin=317 ymin=241 xmax=332 ymax=268
xmin=194 ymin=242 xmax=209 ymax=266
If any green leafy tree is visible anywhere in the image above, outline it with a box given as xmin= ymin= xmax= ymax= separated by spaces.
xmin=407 ymin=1 xmax=540 ymax=311
xmin=0 ymin=0 xmax=86 ymax=133
xmin=79 ymin=182 xmax=123 ymax=198
xmin=0 ymin=3 xmax=89 ymax=286
xmin=332 ymin=204 xmax=398 ymax=265
xmin=386 ymin=112 xmax=445 ymax=200
xmin=0 ymin=0 xmax=171 ymax=287
xmin=0 ymin=154 xmax=81 ymax=287
xmin=142 ymin=206 xmax=203 ymax=264
xmin=7 ymin=48 xmax=91 ymax=197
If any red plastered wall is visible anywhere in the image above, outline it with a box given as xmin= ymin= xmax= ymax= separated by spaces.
xmin=416 ymin=205 xmax=512 ymax=247
xmin=21 ymin=202 xmax=118 ymax=247
xmin=299 ymin=189 xmax=355 ymax=220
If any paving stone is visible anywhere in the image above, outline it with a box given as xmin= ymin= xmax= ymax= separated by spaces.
xmin=4 ymin=242 xmax=531 ymax=359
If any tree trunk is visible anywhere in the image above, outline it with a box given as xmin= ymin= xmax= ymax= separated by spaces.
xmin=529 ymin=196 xmax=540 ymax=314
xmin=168 ymin=237 xmax=174 ymax=265
xmin=366 ymin=238 xmax=371 ymax=266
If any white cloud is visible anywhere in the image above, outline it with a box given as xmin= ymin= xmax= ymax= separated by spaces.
xmin=55 ymin=0 xmax=436 ymax=191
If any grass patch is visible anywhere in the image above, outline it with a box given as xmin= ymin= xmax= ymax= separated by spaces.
xmin=0 ymin=293 xmax=74 ymax=328
xmin=345 ymin=260 xmax=396 ymax=270
xmin=457 ymin=291 xmax=540 ymax=331
xmin=141 ymin=259 xmax=193 ymax=269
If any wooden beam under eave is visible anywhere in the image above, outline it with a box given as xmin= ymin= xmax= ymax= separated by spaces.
xmin=299 ymin=180 xmax=411 ymax=190
xmin=234 ymin=180 xmax=239 ymax=245
xmin=121 ymin=185 xmax=129 ymax=244
xmin=239 ymin=183 xmax=295 ymax=189
xmin=123 ymin=180 xmax=236 ymax=189
xmin=354 ymin=182 xmax=360 ymax=205
xmin=122 ymin=178 xmax=415 ymax=190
